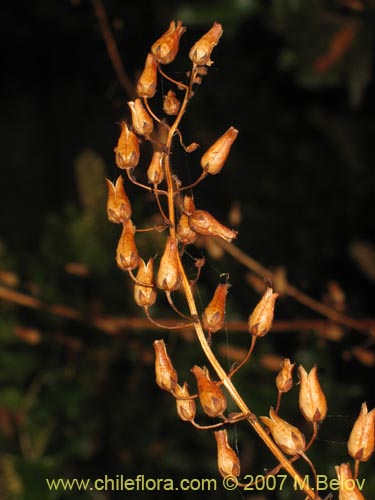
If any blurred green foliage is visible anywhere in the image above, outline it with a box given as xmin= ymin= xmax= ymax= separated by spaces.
xmin=0 ymin=1 xmax=374 ymax=499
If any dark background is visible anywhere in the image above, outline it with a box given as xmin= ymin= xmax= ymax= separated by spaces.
xmin=0 ymin=1 xmax=374 ymax=499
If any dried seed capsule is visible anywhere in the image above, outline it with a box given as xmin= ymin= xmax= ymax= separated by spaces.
xmin=114 ymin=121 xmax=140 ymax=169
xmin=335 ymin=463 xmax=365 ymax=500
xmin=188 ymin=210 xmax=237 ymax=242
xmin=134 ymin=258 xmax=157 ymax=308
xmin=137 ymin=53 xmax=158 ymax=98
xmin=163 ymin=90 xmax=181 ymax=115
xmin=260 ymin=407 xmax=306 ymax=456
xmin=151 ymin=20 xmax=186 ymax=65
xmin=153 ymin=339 xmax=177 ymax=392
xmin=147 ymin=151 xmax=164 ymax=185
xmin=177 ymin=214 xmax=198 ymax=246
xmin=183 ymin=195 xmax=196 ymax=215
xmin=202 ymin=283 xmax=230 ymax=335
xmin=185 ymin=142 xmax=199 ymax=153
xmin=156 ymin=237 xmax=181 ymax=291
xmin=116 ymin=219 xmax=139 ymax=272
xmin=128 ymin=98 xmax=154 ymax=137
xmin=214 ymin=429 xmax=240 ymax=478
xmin=200 ymin=127 xmax=238 ymax=175
xmin=276 ymin=358 xmax=295 ymax=394
xmin=189 ymin=22 xmax=223 ymax=66
xmin=190 ymin=365 xmax=227 ymax=418
xmin=175 ymin=382 xmax=196 ymax=422
xmin=347 ymin=402 xmax=375 ymax=462
xmin=298 ymin=365 xmax=328 ymax=423
xmin=248 ymin=286 xmax=279 ymax=337
xmin=106 ymin=176 xmax=131 ymax=223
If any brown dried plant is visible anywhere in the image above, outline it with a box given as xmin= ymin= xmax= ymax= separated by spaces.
xmin=106 ymin=21 xmax=373 ymax=500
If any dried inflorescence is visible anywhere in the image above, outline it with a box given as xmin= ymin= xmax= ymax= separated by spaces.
xmin=106 ymin=20 xmax=371 ymax=499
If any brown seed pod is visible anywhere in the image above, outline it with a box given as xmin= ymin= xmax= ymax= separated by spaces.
xmin=298 ymin=365 xmax=328 ymax=423
xmin=128 ymin=98 xmax=154 ymax=137
xmin=114 ymin=121 xmax=140 ymax=169
xmin=335 ymin=463 xmax=365 ymax=500
xmin=214 ymin=429 xmax=241 ymax=478
xmin=147 ymin=151 xmax=164 ymax=185
xmin=248 ymin=286 xmax=279 ymax=337
xmin=200 ymin=126 xmax=238 ymax=175
xmin=177 ymin=214 xmax=198 ymax=246
xmin=347 ymin=402 xmax=375 ymax=462
xmin=156 ymin=237 xmax=181 ymax=291
xmin=260 ymin=407 xmax=306 ymax=456
xmin=137 ymin=52 xmax=158 ymax=98
xmin=163 ymin=90 xmax=181 ymax=115
xmin=190 ymin=365 xmax=226 ymax=418
xmin=276 ymin=358 xmax=295 ymax=394
xmin=153 ymin=339 xmax=178 ymax=392
xmin=188 ymin=210 xmax=237 ymax=242
xmin=115 ymin=219 xmax=139 ymax=272
xmin=202 ymin=283 xmax=230 ymax=335
xmin=151 ymin=20 xmax=186 ymax=65
xmin=189 ymin=22 xmax=223 ymax=66
xmin=175 ymin=382 xmax=196 ymax=422
xmin=134 ymin=258 xmax=157 ymax=308
xmin=105 ymin=176 xmax=132 ymax=223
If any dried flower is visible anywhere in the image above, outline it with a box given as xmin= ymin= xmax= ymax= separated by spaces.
xmin=335 ymin=463 xmax=365 ymax=500
xmin=248 ymin=286 xmax=279 ymax=337
xmin=202 ymin=283 xmax=230 ymax=335
xmin=106 ymin=176 xmax=131 ymax=223
xmin=191 ymin=365 xmax=227 ymax=418
xmin=116 ymin=219 xmax=139 ymax=272
xmin=276 ymin=358 xmax=295 ymax=394
xmin=151 ymin=20 xmax=186 ymax=65
xmin=175 ymin=382 xmax=196 ymax=422
xmin=153 ymin=339 xmax=177 ymax=392
xmin=137 ymin=53 xmax=158 ymax=98
xmin=298 ymin=365 xmax=328 ymax=423
xmin=163 ymin=90 xmax=181 ymax=115
xmin=147 ymin=151 xmax=164 ymax=185
xmin=128 ymin=98 xmax=154 ymax=137
xmin=188 ymin=210 xmax=237 ymax=242
xmin=189 ymin=22 xmax=223 ymax=66
xmin=260 ymin=407 xmax=306 ymax=456
xmin=214 ymin=429 xmax=240 ymax=478
xmin=177 ymin=214 xmax=198 ymax=246
xmin=156 ymin=237 xmax=181 ymax=291
xmin=200 ymin=127 xmax=238 ymax=175
xmin=134 ymin=258 xmax=157 ymax=308
xmin=114 ymin=121 xmax=140 ymax=169
xmin=347 ymin=402 xmax=375 ymax=462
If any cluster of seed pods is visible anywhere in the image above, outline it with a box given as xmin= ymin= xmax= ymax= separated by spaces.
xmin=106 ymin=21 xmax=239 ymax=329
xmin=106 ymin=20 xmax=375 ymax=498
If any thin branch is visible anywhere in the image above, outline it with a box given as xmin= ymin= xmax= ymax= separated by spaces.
xmin=91 ymin=0 xmax=136 ymax=99
xmin=215 ymin=239 xmax=373 ymax=336
xmin=1 ymin=283 xmax=375 ymax=337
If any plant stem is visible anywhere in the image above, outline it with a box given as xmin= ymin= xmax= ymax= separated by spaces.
xmin=161 ymin=66 xmax=320 ymax=500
